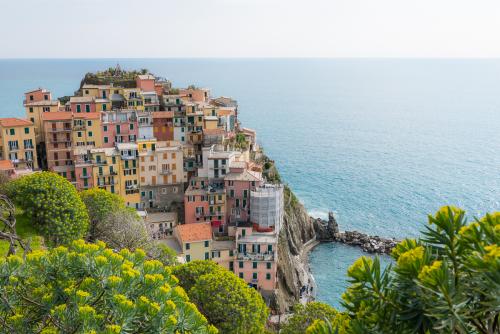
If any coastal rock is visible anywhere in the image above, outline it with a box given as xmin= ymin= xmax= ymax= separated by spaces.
xmin=312 ymin=212 xmax=398 ymax=255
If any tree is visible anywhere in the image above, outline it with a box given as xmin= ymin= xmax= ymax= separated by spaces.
xmin=0 ymin=239 xmax=216 ymax=333
xmin=93 ymin=208 xmax=150 ymax=251
xmin=341 ymin=206 xmax=500 ymax=333
xmin=281 ymin=302 xmax=349 ymax=334
xmin=5 ymin=172 xmax=89 ymax=245
xmin=173 ymin=261 xmax=269 ymax=333
xmin=80 ymin=188 xmax=126 ymax=241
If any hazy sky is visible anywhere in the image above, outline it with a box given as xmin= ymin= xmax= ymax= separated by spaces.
xmin=2 ymin=0 xmax=500 ymax=58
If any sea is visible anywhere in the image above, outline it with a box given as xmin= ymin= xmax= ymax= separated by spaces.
xmin=1 ymin=58 xmax=499 ymax=308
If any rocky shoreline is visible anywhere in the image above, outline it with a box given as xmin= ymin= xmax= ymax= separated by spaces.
xmin=312 ymin=211 xmax=398 ymax=254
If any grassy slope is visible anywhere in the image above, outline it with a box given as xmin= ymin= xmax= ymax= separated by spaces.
xmin=0 ymin=212 xmax=44 ymax=256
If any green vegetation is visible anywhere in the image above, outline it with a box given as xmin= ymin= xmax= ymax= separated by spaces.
xmin=173 ymin=261 xmax=269 ymax=334
xmin=0 ymin=240 xmax=216 ymax=333
xmin=0 ymin=212 xmax=44 ymax=256
xmin=5 ymin=172 xmax=89 ymax=246
xmin=80 ymin=67 xmax=151 ymax=89
xmin=281 ymin=302 xmax=348 ymax=334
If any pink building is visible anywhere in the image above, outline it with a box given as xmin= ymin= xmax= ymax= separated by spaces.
xmin=233 ymin=222 xmax=278 ymax=293
xmin=70 ymin=97 xmax=96 ymax=114
xmin=136 ymin=75 xmax=155 ymax=92
xmin=224 ymin=162 xmax=263 ymax=224
xmin=184 ymin=177 xmax=226 ymax=228
xmin=101 ymin=110 xmax=138 ymax=147
xmin=24 ymin=88 xmax=52 ymax=103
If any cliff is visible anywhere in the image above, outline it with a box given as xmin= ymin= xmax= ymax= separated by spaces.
xmin=260 ymin=156 xmax=316 ymax=312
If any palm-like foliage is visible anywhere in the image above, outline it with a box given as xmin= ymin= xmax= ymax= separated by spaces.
xmin=341 ymin=207 xmax=499 ymax=334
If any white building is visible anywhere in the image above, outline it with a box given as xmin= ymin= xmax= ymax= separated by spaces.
xmin=250 ymin=184 xmax=284 ymax=233
xmin=137 ymin=111 xmax=154 ymax=140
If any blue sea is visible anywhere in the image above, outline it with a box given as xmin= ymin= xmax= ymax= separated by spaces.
xmin=1 ymin=59 xmax=499 ymax=307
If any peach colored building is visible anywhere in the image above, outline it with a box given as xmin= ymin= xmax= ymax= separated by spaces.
xmin=136 ymin=74 xmax=156 ymax=92
xmin=70 ymin=96 xmax=96 ymax=114
xmin=0 ymin=118 xmax=38 ymax=171
xmin=138 ymin=139 xmax=184 ymax=210
xmin=42 ymin=112 xmax=74 ymax=182
xmin=179 ymin=87 xmax=210 ymax=103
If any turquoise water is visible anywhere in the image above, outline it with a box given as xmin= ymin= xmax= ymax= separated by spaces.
xmin=1 ymin=59 xmax=499 ymax=306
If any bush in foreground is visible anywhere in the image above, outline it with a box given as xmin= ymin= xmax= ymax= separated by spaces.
xmin=6 ymin=172 xmax=89 ymax=245
xmin=341 ymin=207 xmax=499 ymax=333
xmin=173 ymin=260 xmax=269 ymax=334
xmin=0 ymin=240 xmax=216 ymax=333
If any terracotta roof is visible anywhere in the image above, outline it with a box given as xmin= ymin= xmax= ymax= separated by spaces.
xmin=73 ymin=112 xmax=100 ymax=120
xmin=153 ymin=111 xmax=174 ymax=118
xmin=0 ymin=160 xmax=14 ymax=170
xmin=176 ymin=222 xmax=212 ymax=243
xmin=42 ymin=112 xmax=73 ymax=121
xmin=0 ymin=118 xmax=33 ymax=127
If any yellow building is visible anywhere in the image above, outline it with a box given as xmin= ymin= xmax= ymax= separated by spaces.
xmin=72 ymin=113 xmax=102 ymax=148
xmin=174 ymin=222 xmax=213 ymax=262
xmin=116 ymin=143 xmax=140 ymax=208
xmin=0 ymin=118 xmax=38 ymax=171
xmin=89 ymin=147 xmax=120 ymax=194
xmin=81 ymin=84 xmax=111 ymax=100
xmin=122 ymin=88 xmax=145 ymax=111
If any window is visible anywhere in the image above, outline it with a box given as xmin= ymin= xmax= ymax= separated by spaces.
xmin=77 ymin=132 xmax=82 ymax=138
xmin=24 ymin=127 xmax=29 ymax=134
xmin=242 ymin=229 xmax=246 ymax=237
xmin=87 ymin=120 xmax=92 ymax=126
xmin=9 ymin=129 xmax=14 ymax=135
xmin=205 ymin=252 xmax=209 ymax=260
xmin=186 ymin=255 xmax=191 ymax=262
xmin=239 ymin=273 xmax=243 ymax=279
xmin=102 ymin=104 xmax=107 ymax=111
xmin=186 ymin=243 xmax=190 ymax=250
xmin=266 ymin=273 xmax=271 ymax=280
xmin=76 ymin=105 xmax=81 ymax=113
xmin=88 ymin=131 xmax=93 ymax=137
xmin=267 ymin=262 xmax=272 ymax=269
xmin=103 ymin=125 xmax=108 ymax=132
xmin=129 ymin=123 xmax=134 ymax=130
xmin=30 ymin=118 xmax=34 ymax=123
xmin=85 ymin=104 xmax=90 ymax=112
xmin=204 ymin=240 xmax=209 ymax=247
xmin=252 ymin=262 xmax=257 ymax=269
xmin=243 ymin=190 xmax=248 ymax=198
xmin=29 ymin=95 xmax=33 ymax=101
xmin=229 ymin=250 xmax=234 ymax=257
xmin=239 ymin=261 xmax=244 ymax=268
xmin=252 ymin=273 xmax=257 ymax=280
xmin=104 ymin=137 xmax=108 ymax=143
xmin=268 ymin=245 xmax=273 ymax=252
xmin=29 ymin=107 xmax=33 ymax=113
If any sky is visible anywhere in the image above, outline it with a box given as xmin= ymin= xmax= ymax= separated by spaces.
xmin=1 ymin=0 xmax=500 ymax=58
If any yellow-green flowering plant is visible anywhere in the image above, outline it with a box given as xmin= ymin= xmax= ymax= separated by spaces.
xmin=341 ymin=206 xmax=499 ymax=334
xmin=0 ymin=240 xmax=216 ymax=334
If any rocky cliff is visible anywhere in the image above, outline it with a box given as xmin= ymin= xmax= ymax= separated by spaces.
xmin=260 ymin=156 xmax=317 ymax=312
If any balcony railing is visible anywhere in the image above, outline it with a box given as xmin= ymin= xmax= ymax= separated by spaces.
xmin=159 ymin=169 xmax=172 ymax=175
xmin=79 ymin=174 xmax=91 ymax=179
xmin=236 ymin=251 xmax=275 ymax=261
xmin=49 ymin=128 xmax=72 ymax=132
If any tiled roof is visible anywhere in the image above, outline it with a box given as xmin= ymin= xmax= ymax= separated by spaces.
xmin=0 ymin=160 xmax=14 ymax=170
xmin=41 ymin=112 xmax=73 ymax=121
xmin=0 ymin=118 xmax=33 ymax=127
xmin=176 ymin=222 xmax=212 ymax=243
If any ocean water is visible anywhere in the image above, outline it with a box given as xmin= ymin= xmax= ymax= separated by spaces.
xmin=1 ymin=59 xmax=499 ymax=307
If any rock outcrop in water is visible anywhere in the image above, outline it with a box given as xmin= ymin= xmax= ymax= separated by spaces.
xmin=313 ymin=212 xmax=398 ymax=254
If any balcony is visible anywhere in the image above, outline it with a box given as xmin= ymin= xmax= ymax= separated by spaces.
xmin=8 ymin=146 xmax=19 ymax=152
xmin=49 ymin=127 xmax=72 ymax=133
xmin=195 ymin=212 xmax=205 ymax=218
xmin=236 ymin=251 xmax=275 ymax=261
xmin=73 ymin=125 xmax=86 ymax=130
xmin=121 ymin=155 xmax=136 ymax=160
xmin=97 ymin=180 xmax=117 ymax=186
xmin=79 ymin=174 xmax=92 ymax=179
xmin=159 ymin=169 xmax=172 ymax=175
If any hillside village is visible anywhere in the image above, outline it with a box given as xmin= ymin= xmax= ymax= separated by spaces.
xmin=1 ymin=66 xmax=284 ymax=302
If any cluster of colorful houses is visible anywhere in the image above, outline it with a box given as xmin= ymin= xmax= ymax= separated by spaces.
xmin=0 ymin=68 xmax=284 ymax=298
